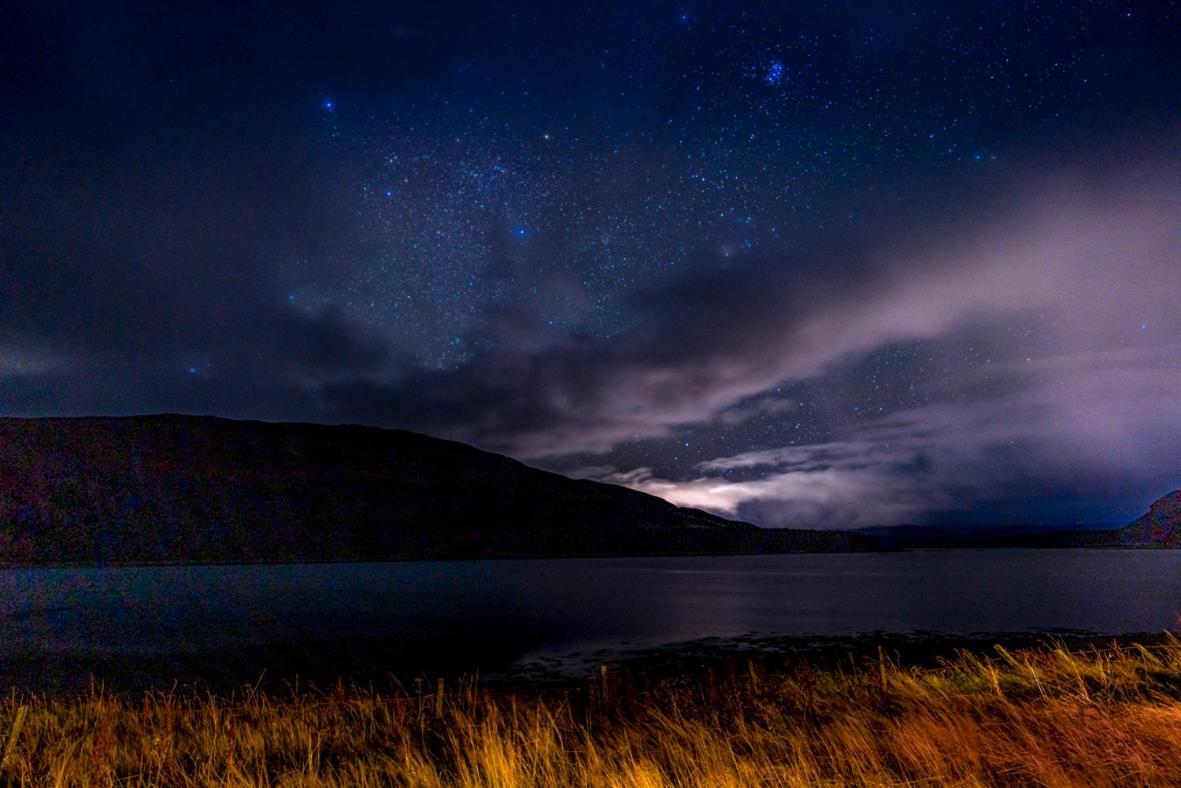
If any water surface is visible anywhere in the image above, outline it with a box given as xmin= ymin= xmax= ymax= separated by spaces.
xmin=2 ymin=549 xmax=1178 ymax=690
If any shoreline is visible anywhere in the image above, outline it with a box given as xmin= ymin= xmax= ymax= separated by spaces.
xmin=0 ymin=542 xmax=1161 ymax=571
xmin=4 ymin=629 xmax=1178 ymax=698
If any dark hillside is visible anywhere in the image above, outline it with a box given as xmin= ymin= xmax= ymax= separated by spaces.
xmin=0 ymin=415 xmax=869 ymax=564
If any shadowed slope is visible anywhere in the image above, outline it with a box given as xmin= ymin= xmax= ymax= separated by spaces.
xmin=0 ymin=415 xmax=868 ymax=564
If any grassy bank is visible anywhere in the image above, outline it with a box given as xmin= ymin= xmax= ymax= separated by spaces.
xmin=3 ymin=636 xmax=1181 ymax=786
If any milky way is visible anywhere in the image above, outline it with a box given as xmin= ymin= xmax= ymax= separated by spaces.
xmin=2 ymin=1 xmax=1178 ymax=527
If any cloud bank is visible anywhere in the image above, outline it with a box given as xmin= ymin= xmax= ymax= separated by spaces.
xmin=605 ymin=346 xmax=1181 ymax=527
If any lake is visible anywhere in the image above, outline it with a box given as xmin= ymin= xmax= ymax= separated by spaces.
xmin=2 ymin=549 xmax=1179 ymax=691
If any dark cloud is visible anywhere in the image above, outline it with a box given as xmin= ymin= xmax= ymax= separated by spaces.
xmin=321 ymin=153 xmax=1180 ymax=447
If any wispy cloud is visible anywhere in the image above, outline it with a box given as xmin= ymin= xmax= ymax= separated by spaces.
xmin=605 ymin=346 xmax=1181 ymax=527
xmin=325 ymin=151 xmax=1180 ymax=468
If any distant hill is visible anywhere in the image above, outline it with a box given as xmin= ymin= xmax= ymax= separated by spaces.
xmin=1116 ymin=490 xmax=1181 ymax=548
xmin=855 ymin=523 xmax=1114 ymax=550
xmin=0 ymin=415 xmax=870 ymax=564
xmin=858 ymin=491 xmax=1181 ymax=550
xmin=859 ymin=524 xmax=1095 ymax=548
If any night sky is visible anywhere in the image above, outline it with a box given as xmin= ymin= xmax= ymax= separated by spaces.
xmin=3 ymin=1 xmax=1179 ymax=529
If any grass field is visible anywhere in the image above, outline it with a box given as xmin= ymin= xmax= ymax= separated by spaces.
xmin=3 ymin=636 xmax=1181 ymax=786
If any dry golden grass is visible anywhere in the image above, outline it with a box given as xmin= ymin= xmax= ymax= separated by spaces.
xmin=3 ymin=636 xmax=1181 ymax=786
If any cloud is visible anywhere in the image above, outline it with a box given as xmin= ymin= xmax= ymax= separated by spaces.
xmin=604 ymin=346 xmax=1181 ymax=527
xmin=716 ymin=395 xmax=798 ymax=426
xmin=316 ymin=149 xmax=1181 ymax=465
xmin=0 ymin=134 xmax=390 ymax=417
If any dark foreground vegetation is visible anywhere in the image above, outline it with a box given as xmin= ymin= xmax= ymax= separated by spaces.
xmin=3 ymin=636 xmax=1181 ymax=785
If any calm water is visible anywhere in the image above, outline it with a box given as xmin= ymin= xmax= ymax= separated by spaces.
xmin=2 ymin=549 xmax=1179 ymax=690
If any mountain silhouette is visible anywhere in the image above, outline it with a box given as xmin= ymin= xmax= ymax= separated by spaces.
xmin=0 ymin=415 xmax=869 ymax=564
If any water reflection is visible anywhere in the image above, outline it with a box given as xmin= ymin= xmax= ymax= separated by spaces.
xmin=1 ymin=549 xmax=1179 ymax=690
